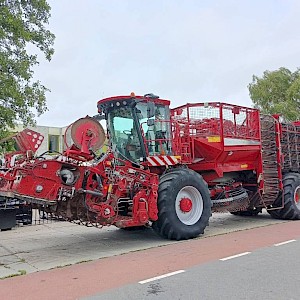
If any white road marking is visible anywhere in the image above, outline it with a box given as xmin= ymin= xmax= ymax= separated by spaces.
xmin=139 ymin=270 xmax=185 ymax=284
xmin=274 ymin=240 xmax=296 ymax=247
xmin=220 ymin=252 xmax=251 ymax=261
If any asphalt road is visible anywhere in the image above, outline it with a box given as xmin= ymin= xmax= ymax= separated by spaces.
xmin=85 ymin=238 xmax=300 ymax=300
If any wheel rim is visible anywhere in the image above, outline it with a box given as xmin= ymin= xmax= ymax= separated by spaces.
xmin=294 ymin=186 xmax=300 ymax=209
xmin=175 ymin=186 xmax=203 ymax=225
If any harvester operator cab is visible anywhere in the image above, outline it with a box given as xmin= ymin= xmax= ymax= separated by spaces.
xmin=97 ymin=93 xmax=172 ymax=164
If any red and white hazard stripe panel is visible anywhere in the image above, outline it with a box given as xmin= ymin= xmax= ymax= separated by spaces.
xmin=146 ymin=155 xmax=180 ymax=166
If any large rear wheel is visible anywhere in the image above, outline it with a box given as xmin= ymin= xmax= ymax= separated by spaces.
xmin=268 ymin=173 xmax=300 ymax=220
xmin=152 ymin=168 xmax=212 ymax=240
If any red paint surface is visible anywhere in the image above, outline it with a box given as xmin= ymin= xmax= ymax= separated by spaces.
xmin=179 ymin=198 xmax=193 ymax=212
xmin=1 ymin=221 xmax=300 ymax=300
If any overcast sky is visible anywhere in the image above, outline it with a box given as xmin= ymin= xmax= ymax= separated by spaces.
xmin=34 ymin=0 xmax=300 ymax=127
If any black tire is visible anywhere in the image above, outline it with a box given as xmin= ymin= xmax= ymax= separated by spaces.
xmin=268 ymin=173 xmax=300 ymax=220
xmin=152 ymin=168 xmax=212 ymax=240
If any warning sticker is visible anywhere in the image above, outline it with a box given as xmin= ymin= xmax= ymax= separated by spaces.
xmin=207 ymin=136 xmax=221 ymax=143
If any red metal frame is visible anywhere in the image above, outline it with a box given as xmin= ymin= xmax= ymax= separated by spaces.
xmin=0 ymin=129 xmax=44 ymax=168
xmin=170 ymin=102 xmax=261 ymax=181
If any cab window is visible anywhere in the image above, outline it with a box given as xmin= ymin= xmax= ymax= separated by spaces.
xmin=110 ymin=108 xmax=142 ymax=162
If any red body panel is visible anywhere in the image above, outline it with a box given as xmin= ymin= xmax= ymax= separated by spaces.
xmin=170 ymin=102 xmax=261 ymax=179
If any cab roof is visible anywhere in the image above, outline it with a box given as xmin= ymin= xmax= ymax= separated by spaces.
xmin=97 ymin=95 xmax=171 ymax=107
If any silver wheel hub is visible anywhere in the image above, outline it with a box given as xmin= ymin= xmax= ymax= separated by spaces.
xmin=175 ymin=186 xmax=203 ymax=225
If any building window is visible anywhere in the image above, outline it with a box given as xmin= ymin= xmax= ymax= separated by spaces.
xmin=48 ymin=135 xmax=60 ymax=152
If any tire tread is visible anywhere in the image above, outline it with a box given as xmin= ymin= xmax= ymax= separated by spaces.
xmin=153 ymin=168 xmax=212 ymax=240
xmin=268 ymin=173 xmax=300 ymax=220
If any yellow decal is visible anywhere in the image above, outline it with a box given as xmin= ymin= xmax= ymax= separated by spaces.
xmin=240 ymin=164 xmax=248 ymax=169
xmin=108 ymin=184 xmax=113 ymax=193
xmin=207 ymin=136 xmax=221 ymax=143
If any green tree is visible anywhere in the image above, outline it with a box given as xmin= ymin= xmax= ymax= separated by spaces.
xmin=0 ymin=0 xmax=55 ymax=140
xmin=248 ymin=67 xmax=300 ymax=121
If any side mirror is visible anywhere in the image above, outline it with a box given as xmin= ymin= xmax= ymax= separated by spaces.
xmin=93 ymin=114 xmax=105 ymax=121
xmin=147 ymin=102 xmax=155 ymax=118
